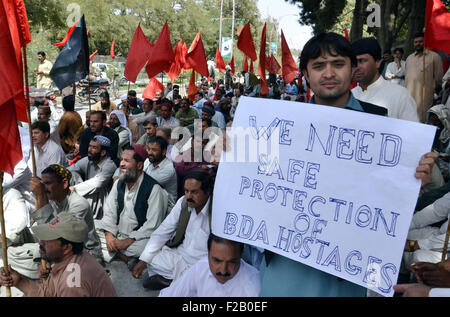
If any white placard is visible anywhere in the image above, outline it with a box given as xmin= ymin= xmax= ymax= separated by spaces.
xmin=212 ymin=96 xmax=436 ymax=296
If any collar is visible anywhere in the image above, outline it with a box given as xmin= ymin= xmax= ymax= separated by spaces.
xmin=309 ymin=91 xmax=363 ymax=112
xmin=414 ymin=48 xmax=429 ymax=57
xmin=361 ymin=75 xmax=385 ymax=92
xmin=189 ymin=196 xmax=211 ymax=216
xmin=37 ymin=139 xmax=51 ymax=152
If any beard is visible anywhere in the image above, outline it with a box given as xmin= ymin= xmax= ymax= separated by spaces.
xmin=119 ymin=165 xmax=139 ymax=183
xmin=88 ymin=151 xmax=102 ymax=162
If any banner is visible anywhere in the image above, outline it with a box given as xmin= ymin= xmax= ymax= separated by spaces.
xmin=212 ymin=97 xmax=436 ymax=297
xmin=221 ymin=37 xmax=233 ymax=59
xmin=269 ymin=41 xmax=277 ymax=55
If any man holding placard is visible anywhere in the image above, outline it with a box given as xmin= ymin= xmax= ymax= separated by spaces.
xmin=213 ymin=32 xmax=438 ymax=297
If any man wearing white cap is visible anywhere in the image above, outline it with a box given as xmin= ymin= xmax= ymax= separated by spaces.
xmin=0 ymin=212 xmax=117 ymax=297
xmin=69 ymin=136 xmax=117 ymax=220
xmin=109 ymin=110 xmax=132 ymax=159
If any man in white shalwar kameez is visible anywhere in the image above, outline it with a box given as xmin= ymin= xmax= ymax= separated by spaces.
xmin=95 ymin=145 xmax=170 ymax=269
xmin=132 ymin=169 xmax=213 ymax=290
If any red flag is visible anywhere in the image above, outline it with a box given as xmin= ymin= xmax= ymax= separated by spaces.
xmin=230 ymin=55 xmax=235 ymax=74
xmin=188 ymin=70 xmax=199 ymax=102
xmin=110 ymin=36 xmax=115 ymax=59
xmin=146 ymin=21 xmax=175 ymax=79
xmin=124 ymin=24 xmax=154 ymax=83
xmin=55 ymin=22 xmax=76 ymax=47
xmin=237 ymin=22 xmax=257 ymax=61
xmin=3 ymin=0 xmax=30 ymax=122
xmin=142 ymin=77 xmax=165 ymax=99
xmin=216 ymin=46 xmax=226 ymax=72
xmin=167 ymin=39 xmax=184 ymax=81
xmin=185 ymin=31 xmax=209 ymax=77
xmin=424 ymin=0 xmax=450 ymax=54
xmin=344 ymin=28 xmax=349 ymax=40
xmin=242 ymin=56 xmax=248 ymax=72
xmin=0 ymin=0 xmax=24 ymax=174
xmin=250 ymin=60 xmax=254 ymax=73
xmin=267 ymin=54 xmax=280 ymax=74
xmin=181 ymin=42 xmax=188 ymax=69
xmin=89 ymin=50 xmax=98 ymax=61
xmin=257 ymin=23 xmax=269 ymax=95
xmin=281 ymin=29 xmax=298 ymax=84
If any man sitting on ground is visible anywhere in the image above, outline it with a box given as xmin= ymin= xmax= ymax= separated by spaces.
xmin=29 ymin=121 xmax=67 ymax=178
xmin=95 ymin=145 xmax=171 ymax=270
xmin=159 ymin=234 xmax=261 ymax=297
xmin=132 ymin=169 xmax=213 ymax=290
xmin=0 ymin=212 xmax=117 ymax=297
xmin=143 ymin=136 xmax=178 ymax=203
xmin=68 ymin=136 xmax=117 ymax=220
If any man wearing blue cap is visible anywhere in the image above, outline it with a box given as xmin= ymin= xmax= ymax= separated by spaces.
xmin=69 ymin=135 xmax=117 ymax=220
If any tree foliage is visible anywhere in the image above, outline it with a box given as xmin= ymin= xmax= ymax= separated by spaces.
xmin=285 ymin=0 xmax=348 ymax=34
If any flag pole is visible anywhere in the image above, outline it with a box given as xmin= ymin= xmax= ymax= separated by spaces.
xmin=0 ymin=172 xmax=11 ymax=297
xmin=88 ymin=78 xmax=91 ymax=112
xmin=22 ymin=47 xmax=48 ymax=280
xmin=440 ymin=222 xmax=450 ymax=269
xmin=422 ymin=51 xmax=426 ymax=123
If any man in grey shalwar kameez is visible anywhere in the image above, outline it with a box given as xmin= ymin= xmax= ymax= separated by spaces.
xmin=69 ymin=136 xmax=117 ymax=220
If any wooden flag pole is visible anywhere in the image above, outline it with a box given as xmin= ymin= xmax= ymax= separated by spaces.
xmin=0 ymin=172 xmax=11 ymax=297
xmin=0 ymin=174 xmax=11 ymax=297
xmin=422 ymin=51 xmax=426 ymax=123
xmin=440 ymin=221 xmax=450 ymax=269
xmin=22 ymin=47 xmax=48 ymax=280
xmin=88 ymin=78 xmax=92 ymax=112
xmin=127 ymin=80 xmax=131 ymax=96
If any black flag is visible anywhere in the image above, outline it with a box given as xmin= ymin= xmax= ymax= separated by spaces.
xmin=50 ymin=15 xmax=89 ymax=90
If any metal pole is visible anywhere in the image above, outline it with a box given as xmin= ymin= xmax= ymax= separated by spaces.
xmin=219 ymin=0 xmax=224 ymax=53
xmin=0 ymin=172 xmax=11 ymax=297
xmin=231 ymin=0 xmax=235 ymax=57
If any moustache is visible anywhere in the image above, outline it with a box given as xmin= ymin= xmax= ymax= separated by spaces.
xmin=39 ymin=246 xmax=46 ymax=253
xmin=186 ymin=198 xmax=195 ymax=203
xmin=216 ymin=272 xmax=231 ymax=277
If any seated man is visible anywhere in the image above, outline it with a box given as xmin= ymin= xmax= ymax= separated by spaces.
xmin=143 ymin=136 xmax=178 ymax=203
xmin=159 ymin=234 xmax=261 ymax=297
xmin=131 ymin=98 xmax=157 ymax=137
xmin=109 ymin=110 xmax=132 ymax=159
xmin=95 ymin=145 xmax=171 ymax=269
xmin=403 ymin=191 xmax=450 ymax=267
xmin=394 ymin=259 xmax=450 ymax=297
xmin=7 ymin=165 xmax=103 ymax=279
xmin=0 ymin=212 xmax=117 ymax=297
xmin=37 ymin=105 xmax=60 ymax=144
xmin=79 ymin=110 xmax=119 ymax=166
xmin=132 ymin=169 xmax=213 ymax=290
xmin=68 ymin=136 xmax=117 ymax=220
xmin=175 ymin=98 xmax=199 ymax=127
xmin=156 ymin=102 xmax=180 ymax=129
xmin=92 ymin=90 xmax=117 ymax=117
xmin=0 ymin=188 xmax=34 ymax=248
xmin=136 ymin=118 xmax=158 ymax=146
xmin=29 ymin=121 xmax=67 ymax=177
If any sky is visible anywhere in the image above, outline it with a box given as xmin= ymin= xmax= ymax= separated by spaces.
xmin=257 ymin=0 xmax=313 ymax=51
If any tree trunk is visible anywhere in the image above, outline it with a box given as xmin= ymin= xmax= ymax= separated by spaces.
xmin=404 ymin=0 xmax=426 ymax=57
xmin=350 ymin=0 xmax=368 ymax=42
xmin=377 ymin=0 xmax=395 ymax=52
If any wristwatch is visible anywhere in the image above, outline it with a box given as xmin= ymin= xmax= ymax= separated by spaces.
xmin=409 ymin=240 xmax=417 ymax=250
